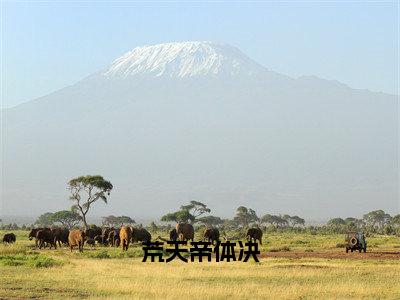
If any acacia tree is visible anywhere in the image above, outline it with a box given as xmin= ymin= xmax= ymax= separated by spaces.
xmin=161 ymin=201 xmax=210 ymax=224
xmin=327 ymin=218 xmax=346 ymax=227
xmin=290 ymin=216 xmax=305 ymax=227
xmin=161 ymin=210 xmax=195 ymax=223
xmin=102 ymin=215 xmax=135 ymax=227
xmin=234 ymin=206 xmax=259 ymax=227
xmin=35 ymin=212 xmax=55 ymax=227
xmin=52 ymin=210 xmax=82 ymax=229
xmin=196 ymin=216 xmax=224 ymax=227
xmin=180 ymin=201 xmax=211 ymax=218
xmin=261 ymin=214 xmax=288 ymax=228
xmin=363 ymin=210 xmax=391 ymax=230
xmin=391 ymin=214 xmax=400 ymax=227
xmin=282 ymin=215 xmax=305 ymax=227
xmin=68 ymin=175 xmax=113 ymax=230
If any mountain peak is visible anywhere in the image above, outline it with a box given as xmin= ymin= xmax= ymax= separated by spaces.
xmin=102 ymin=41 xmax=265 ymax=78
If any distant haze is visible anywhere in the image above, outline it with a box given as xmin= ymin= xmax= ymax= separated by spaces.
xmin=2 ymin=42 xmax=398 ymax=221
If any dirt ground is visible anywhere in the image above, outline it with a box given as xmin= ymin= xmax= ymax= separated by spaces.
xmin=264 ymin=250 xmax=400 ymax=260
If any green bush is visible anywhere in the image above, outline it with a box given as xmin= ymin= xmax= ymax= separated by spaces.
xmin=88 ymin=250 xmax=111 ymax=259
xmin=1 ymin=255 xmax=26 ymax=266
xmin=28 ymin=255 xmax=60 ymax=268
xmin=0 ymin=254 xmax=61 ymax=268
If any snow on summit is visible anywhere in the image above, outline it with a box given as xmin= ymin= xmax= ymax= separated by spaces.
xmin=102 ymin=41 xmax=265 ymax=78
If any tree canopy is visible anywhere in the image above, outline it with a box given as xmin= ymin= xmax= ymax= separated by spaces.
xmin=34 ymin=210 xmax=81 ymax=228
xmin=260 ymin=214 xmax=288 ymax=227
xmin=161 ymin=210 xmax=195 ymax=223
xmin=68 ymin=175 xmax=113 ymax=229
xmin=363 ymin=210 xmax=391 ymax=229
xmin=180 ymin=201 xmax=211 ymax=218
xmin=392 ymin=214 xmax=400 ymax=226
xmin=327 ymin=218 xmax=346 ymax=227
xmin=161 ymin=200 xmax=210 ymax=224
xmin=282 ymin=215 xmax=305 ymax=227
xmin=102 ymin=215 xmax=135 ymax=227
xmin=234 ymin=206 xmax=259 ymax=227
xmin=52 ymin=210 xmax=82 ymax=229
xmin=196 ymin=215 xmax=224 ymax=227
xmin=34 ymin=212 xmax=55 ymax=227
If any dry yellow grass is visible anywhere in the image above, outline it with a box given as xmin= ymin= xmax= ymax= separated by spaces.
xmin=1 ymin=230 xmax=399 ymax=299
xmin=1 ymin=256 xmax=400 ymax=299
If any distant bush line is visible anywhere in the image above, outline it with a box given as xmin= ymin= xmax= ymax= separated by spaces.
xmin=4 ymin=175 xmax=397 ymax=236
xmin=1 ymin=207 xmax=399 ymax=236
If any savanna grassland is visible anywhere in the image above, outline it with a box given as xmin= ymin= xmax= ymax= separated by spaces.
xmin=1 ymin=230 xmax=400 ymax=299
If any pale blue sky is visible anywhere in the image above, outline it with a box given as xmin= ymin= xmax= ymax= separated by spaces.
xmin=2 ymin=1 xmax=398 ymax=108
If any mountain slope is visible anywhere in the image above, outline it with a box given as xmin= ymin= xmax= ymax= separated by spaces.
xmin=2 ymin=42 xmax=398 ymax=219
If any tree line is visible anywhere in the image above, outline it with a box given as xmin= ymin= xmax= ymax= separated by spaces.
xmin=2 ymin=206 xmax=399 ymax=236
xmin=1 ymin=174 xmax=399 ymax=236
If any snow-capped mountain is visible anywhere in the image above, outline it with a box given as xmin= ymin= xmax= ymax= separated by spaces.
xmin=102 ymin=41 xmax=265 ymax=78
xmin=2 ymin=42 xmax=398 ymax=219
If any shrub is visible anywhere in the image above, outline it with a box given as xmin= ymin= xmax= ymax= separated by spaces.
xmin=0 ymin=254 xmax=61 ymax=268
xmin=28 ymin=255 xmax=60 ymax=268
xmin=88 ymin=250 xmax=111 ymax=259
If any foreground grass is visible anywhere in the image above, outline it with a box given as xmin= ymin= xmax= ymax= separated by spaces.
xmin=1 ymin=230 xmax=399 ymax=299
xmin=1 ymin=256 xmax=400 ymax=299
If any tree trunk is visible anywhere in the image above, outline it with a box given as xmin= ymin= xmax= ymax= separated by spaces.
xmin=82 ymin=214 xmax=88 ymax=230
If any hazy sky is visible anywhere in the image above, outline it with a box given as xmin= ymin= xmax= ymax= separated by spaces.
xmin=2 ymin=1 xmax=398 ymax=108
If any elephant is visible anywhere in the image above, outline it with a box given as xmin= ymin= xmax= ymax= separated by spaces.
xmin=119 ymin=226 xmax=132 ymax=251
xmin=246 ymin=227 xmax=263 ymax=244
xmin=68 ymin=229 xmax=85 ymax=252
xmin=203 ymin=228 xmax=220 ymax=244
xmin=2 ymin=233 xmax=16 ymax=244
xmin=176 ymin=223 xmax=194 ymax=242
xmin=131 ymin=227 xmax=151 ymax=243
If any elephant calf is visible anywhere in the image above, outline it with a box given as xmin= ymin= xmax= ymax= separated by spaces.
xmin=2 ymin=233 xmax=16 ymax=244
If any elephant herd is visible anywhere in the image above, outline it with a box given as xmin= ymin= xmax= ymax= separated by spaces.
xmin=91 ymin=226 xmax=152 ymax=248
xmin=27 ymin=227 xmax=85 ymax=252
xmin=24 ymin=226 xmax=152 ymax=252
xmin=2 ymin=224 xmax=263 ymax=252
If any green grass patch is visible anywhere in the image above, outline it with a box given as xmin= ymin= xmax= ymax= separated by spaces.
xmin=87 ymin=250 xmax=111 ymax=259
xmin=0 ymin=253 xmax=62 ymax=268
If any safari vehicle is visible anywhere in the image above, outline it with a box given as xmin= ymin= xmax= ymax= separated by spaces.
xmin=345 ymin=232 xmax=367 ymax=253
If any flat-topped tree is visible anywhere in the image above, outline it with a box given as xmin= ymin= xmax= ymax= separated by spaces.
xmin=180 ymin=201 xmax=211 ymax=218
xmin=161 ymin=201 xmax=210 ymax=224
xmin=161 ymin=210 xmax=195 ymax=224
xmin=234 ymin=206 xmax=259 ymax=227
xmin=196 ymin=216 xmax=223 ymax=227
xmin=52 ymin=210 xmax=82 ymax=229
xmin=363 ymin=210 xmax=392 ymax=230
xmin=68 ymin=175 xmax=113 ymax=230
xmin=102 ymin=215 xmax=135 ymax=227
xmin=35 ymin=212 xmax=55 ymax=227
